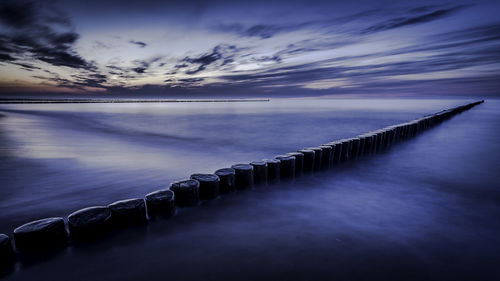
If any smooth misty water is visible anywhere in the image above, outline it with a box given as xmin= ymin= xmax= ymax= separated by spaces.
xmin=0 ymin=99 xmax=499 ymax=280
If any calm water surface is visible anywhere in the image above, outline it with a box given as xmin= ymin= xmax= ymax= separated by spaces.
xmin=0 ymin=98 xmax=498 ymax=280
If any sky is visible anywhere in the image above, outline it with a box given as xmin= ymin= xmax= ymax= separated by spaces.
xmin=0 ymin=0 xmax=499 ymax=98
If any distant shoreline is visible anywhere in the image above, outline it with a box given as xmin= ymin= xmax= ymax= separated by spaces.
xmin=0 ymin=98 xmax=270 ymax=104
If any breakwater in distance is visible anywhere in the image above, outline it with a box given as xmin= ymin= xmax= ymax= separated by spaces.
xmin=0 ymin=100 xmax=484 ymax=271
xmin=0 ymin=98 xmax=270 ymax=104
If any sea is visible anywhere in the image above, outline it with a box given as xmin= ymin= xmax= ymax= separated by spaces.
xmin=0 ymin=98 xmax=499 ymax=280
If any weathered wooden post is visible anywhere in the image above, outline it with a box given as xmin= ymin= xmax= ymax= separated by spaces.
xmin=250 ymin=161 xmax=268 ymax=185
xmin=306 ymin=147 xmax=323 ymax=171
xmin=275 ymin=155 xmax=296 ymax=180
xmin=190 ymin=174 xmax=220 ymax=200
xmin=68 ymin=207 xmax=112 ymax=240
xmin=170 ymin=179 xmax=200 ymax=207
xmin=231 ymin=164 xmax=254 ymax=189
xmin=286 ymin=152 xmax=304 ymax=177
xmin=298 ymin=149 xmax=315 ymax=173
xmin=264 ymin=159 xmax=280 ymax=184
xmin=215 ymin=168 xmax=235 ymax=194
xmin=0 ymin=234 xmax=14 ymax=268
xmin=13 ymin=218 xmax=68 ymax=251
xmin=110 ymin=198 xmax=148 ymax=225
xmin=145 ymin=190 xmax=176 ymax=219
xmin=319 ymin=145 xmax=332 ymax=170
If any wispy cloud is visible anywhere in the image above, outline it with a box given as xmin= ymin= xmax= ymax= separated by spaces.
xmin=129 ymin=40 xmax=147 ymax=48
xmin=176 ymin=44 xmax=242 ymax=75
xmin=361 ymin=5 xmax=468 ymax=34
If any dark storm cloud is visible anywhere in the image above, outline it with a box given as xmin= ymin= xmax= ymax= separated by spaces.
xmin=129 ymin=40 xmax=147 ymax=48
xmin=0 ymin=1 xmax=94 ymax=70
xmin=362 ymin=5 xmax=468 ymax=34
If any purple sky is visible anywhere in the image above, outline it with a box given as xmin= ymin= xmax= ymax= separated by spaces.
xmin=0 ymin=0 xmax=499 ymax=97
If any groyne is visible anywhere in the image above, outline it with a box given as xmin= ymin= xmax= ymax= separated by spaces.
xmin=0 ymin=98 xmax=270 ymax=104
xmin=0 ymin=100 xmax=484 ymax=269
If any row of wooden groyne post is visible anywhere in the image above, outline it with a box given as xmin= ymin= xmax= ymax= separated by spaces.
xmin=0 ymin=100 xmax=484 ymax=269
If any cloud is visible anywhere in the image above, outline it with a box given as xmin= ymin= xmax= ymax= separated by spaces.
xmin=178 ymin=44 xmax=241 ymax=75
xmin=0 ymin=1 xmax=37 ymax=28
xmin=106 ymin=65 xmax=124 ymax=71
xmin=1 ymin=1 xmax=498 ymax=97
xmin=210 ymin=20 xmax=500 ymax=92
xmin=0 ymin=1 xmax=94 ymax=70
xmin=132 ymin=67 xmax=146 ymax=74
xmin=380 ymin=23 xmax=500 ymax=59
xmin=70 ymin=73 xmax=108 ymax=87
xmin=178 ymin=78 xmax=204 ymax=83
xmin=164 ymin=77 xmax=205 ymax=86
xmin=129 ymin=56 xmax=162 ymax=74
xmin=129 ymin=40 xmax=147 ymax=48
xmin=215 ymin=5 xmax=468 ymax=39
xmin=12 ymin=62 xmax=41 ymax=71
xmin=217 ymin=23 xmax=286 ymax=39
xmin=0 ymin=53 xmax=15 ymax=62
xmin=32 ymin=70 xmax=108 ymax=91
xmin=182 ymin=50 xmax=221 ymax=74
xmin=362 ymin=5 xmax=468 ymax=34
xmin=213 ymin=9 xmax=380 ymax=39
